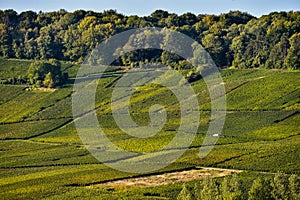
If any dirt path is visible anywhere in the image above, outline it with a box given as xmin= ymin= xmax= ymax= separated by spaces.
xmin=92 ymin=167 xmax=242 ymax=188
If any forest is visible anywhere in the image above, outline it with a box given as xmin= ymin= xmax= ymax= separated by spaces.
xmin=0 ymin=9 xmax=299 ymax=69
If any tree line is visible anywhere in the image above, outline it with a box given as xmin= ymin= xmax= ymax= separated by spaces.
xmin=177 ymin=173 xmax=300 ymax=200
xmin=0 ymin=9 xmax=299 ymax=69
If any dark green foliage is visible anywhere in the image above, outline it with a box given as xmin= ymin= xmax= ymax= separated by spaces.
xmin=220 ymin=174 xmax=242 ymax=200
xmin=285 ymin=33 xmax=300 ymax=69
xmin=289 ymin=174 xmax=300 ymax=200
xmin=271 ymin=173 xmax=290 ymax=200
xmin=176 ymin=173 xmax=300 ymax=200
xmin=0 ymin=9 xmax=299 ymax=69
xmin=27 ymin=59 xmax=67 ymax=88
xmin=248 ymin=177 xmax=272 ymax=200
xmin=230 ymin=12 xmax=300 ymax=69
xmin=199 ymin=178 xmax=221 ymax=200
xmin=0 ymin=58 xmax=101 ymax=88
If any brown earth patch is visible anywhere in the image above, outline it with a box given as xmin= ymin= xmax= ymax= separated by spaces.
xmin=91 ymin=167 xmax=242 ymax=188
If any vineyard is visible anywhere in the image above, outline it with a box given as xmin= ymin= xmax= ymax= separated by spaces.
xmin=0 ymin=59 xmax=299 ymax=199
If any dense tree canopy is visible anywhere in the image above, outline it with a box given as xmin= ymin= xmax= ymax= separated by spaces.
xmin=0 ymin=9 xmax=299 ymax=69
xmin=27 ymin=59 xmax=67 ymax=88
xmin=178 ymin=173 xmax=299 ymax=200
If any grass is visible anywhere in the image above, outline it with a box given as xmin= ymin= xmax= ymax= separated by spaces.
xmin=0 ymin=59 xmax=299 ymax=199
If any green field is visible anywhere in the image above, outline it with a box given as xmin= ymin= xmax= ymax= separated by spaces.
xmin=0 ymin=59 xmax=299 ymax=199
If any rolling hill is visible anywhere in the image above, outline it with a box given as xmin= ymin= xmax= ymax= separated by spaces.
xmin=0 ymin=58 xmax=299 ymax=199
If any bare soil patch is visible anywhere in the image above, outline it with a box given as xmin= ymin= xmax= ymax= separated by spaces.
xmin=92 ymin=167 xmax=242 ymax=188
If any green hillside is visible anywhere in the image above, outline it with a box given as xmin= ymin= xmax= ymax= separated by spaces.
xmin=0 ymin=59 xmax=299 ymax=199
